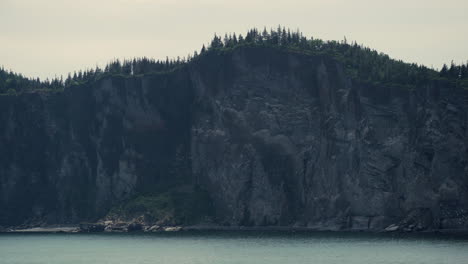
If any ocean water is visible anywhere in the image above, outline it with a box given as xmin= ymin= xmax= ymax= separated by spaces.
xmin=0 ymin=231 xmax=467 ymax=264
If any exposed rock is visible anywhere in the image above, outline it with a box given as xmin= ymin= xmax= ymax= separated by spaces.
xmin=9 ymin=226 xmax=79 ymax=233
xmin=163 ymin=226 xmax=182 ymax=232
xmin=369 ymin=216 xmax=391 ymax=230
xmin=441 ymin=218 xmax=468 ymax=229
xmin=104 ymin=222 xmax=129 ymax=232
xmin=145 ymin=225 xmax=161 ymax=232
xmin=384 ymin=224 xmax=399 ymax=232
xmin=0 ymin=46 xmax=467 ymax=232
xmin=400 ymin=208 xmax=434 ymax=231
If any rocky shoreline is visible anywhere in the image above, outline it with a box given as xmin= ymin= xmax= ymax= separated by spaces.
xmin=3 ymin=208 xmax=467 ymax=234
xmin=2 ymin=222 xmax=468 ymax=235
xmin=1 ymin=46 xmax=467 ymax=234
xmin=78 ymin=221 xmax=183 ymax=233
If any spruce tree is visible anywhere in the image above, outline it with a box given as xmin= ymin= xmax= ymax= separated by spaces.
xmin=210 ymin=34 xmax=223 ymax=49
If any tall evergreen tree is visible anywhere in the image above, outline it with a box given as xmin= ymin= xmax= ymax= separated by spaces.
xmin=210 ymin=34 xmax=223 ymax=49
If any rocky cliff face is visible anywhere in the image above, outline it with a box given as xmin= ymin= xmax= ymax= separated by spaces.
xmin=1 ymin=47 xmax=468 ymax=231
xmin=0 ymin=73 xmax=194 ymax=225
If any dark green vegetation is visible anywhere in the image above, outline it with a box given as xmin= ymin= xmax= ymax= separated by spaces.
xmin=1 ymin=28 xmax=467 ymax=231
xmin=106 ymin=187 xmax=214 ymax=225
xmin=1 ymin=27 xmax=467 ymax=95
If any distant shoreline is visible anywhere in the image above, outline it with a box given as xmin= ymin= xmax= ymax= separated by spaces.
xmin=2 ymin=225 xmax=468 ymax=236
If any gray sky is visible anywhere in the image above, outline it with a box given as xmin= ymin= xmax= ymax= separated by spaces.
xmin=1 ymin=0 xmax=467 ymax=80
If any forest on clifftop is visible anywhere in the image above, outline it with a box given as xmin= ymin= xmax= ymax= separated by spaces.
xmin=1 ymin=27 xmax=467 ymax=95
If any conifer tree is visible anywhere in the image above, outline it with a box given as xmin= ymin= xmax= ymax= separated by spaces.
xmin=224 ymin=34 xmax=230 ymax=47
xmin=262 ymin=27 xmax=269 ymax=42
xmin=210 ymin=34 xmax=223 ymax=49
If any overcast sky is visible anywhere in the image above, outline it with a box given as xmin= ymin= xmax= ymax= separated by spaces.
xmin=1 ymin=0 xmax=467 ymax=80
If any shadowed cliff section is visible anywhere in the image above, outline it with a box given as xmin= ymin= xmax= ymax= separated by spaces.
xmin=1 ymin=46 xmax=468 ymax=231
xmin=0 ymin=70 xmax=194 ymax=226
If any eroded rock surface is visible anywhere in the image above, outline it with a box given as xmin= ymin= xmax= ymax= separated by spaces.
xmin=1 ymin=47 xmax=467 ymax=231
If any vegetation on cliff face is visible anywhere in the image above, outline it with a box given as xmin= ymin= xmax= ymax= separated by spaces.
xmin=1 ymin=27 xmax=467 ymax=95
xmin=1 ymin=28 xmax=467 ymax=230
xmin=105 ymin=186 xmax=214 ymax=225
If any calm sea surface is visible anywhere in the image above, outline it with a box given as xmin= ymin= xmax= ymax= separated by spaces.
xmin=1 ymin=231 xmax=467 ymax=264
